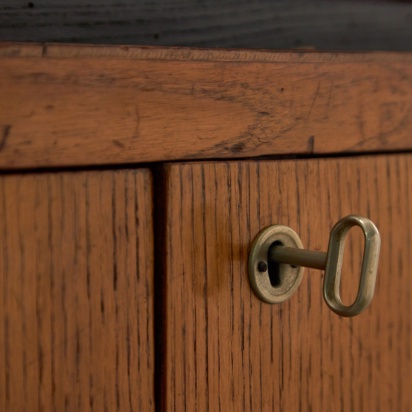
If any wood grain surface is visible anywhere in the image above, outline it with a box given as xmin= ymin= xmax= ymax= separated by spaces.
xmin=161 ymin=155 xmax=412 ymax=411
xmin=1 ymin=0 xmax=412 ymax=52
xmin=1 ymin=44 xmax=412 ymax=169
xmin=0 ymin=169 xmax=154 ymax=411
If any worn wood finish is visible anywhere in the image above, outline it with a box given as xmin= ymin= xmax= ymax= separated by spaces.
xmin=0 ymin=169 xmax=154 ymax=411
xmin=1 ymin=44 xmax=412 ymax=169
xmin=162 ymin=155 xmax=412 ymax=411
xmin=1 ymin=0 xmax=412 ymax=51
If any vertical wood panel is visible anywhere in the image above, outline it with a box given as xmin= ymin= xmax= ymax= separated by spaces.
xmin=163 ymin=155 xmax=412 ymax=411
xmin=0 ymin=169 xmax=154 ymax=411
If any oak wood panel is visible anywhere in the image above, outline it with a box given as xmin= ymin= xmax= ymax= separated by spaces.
xmin=1 ymin=0 xmax=412 ymax=52
xmin=1 ymin=44 xmax=412 ymax=169
xmin=0 ymin=169 xmax=154 ymax=411
xmin=162 ymin=155 xmax=412 ymax=411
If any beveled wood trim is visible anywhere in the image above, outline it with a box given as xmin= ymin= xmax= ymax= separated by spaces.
xmin=1 ymin=43 xmax=412 ymax=169
xmin=2 ymin=43 xmax=412 ymax=63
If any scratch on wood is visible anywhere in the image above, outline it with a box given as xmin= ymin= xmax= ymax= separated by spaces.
xmin=133 ymin=107 xmax=140 ymax=139
xmin=326 ymin=81 xmax=333 ymax=116
xmin=308 ymin=135 xmax=315 ymax=153
xmin=229 ymin=142 xmax=245 ymax=153
xmin=307 ymin=81 xmax=321 ymax=119
xmin=112 ymin=140 xmax=125 ymax=148
xmin=357 ymin=99 xmax=366 ymax=140
xmin=0 ymin=125 xmax=11 ymax=151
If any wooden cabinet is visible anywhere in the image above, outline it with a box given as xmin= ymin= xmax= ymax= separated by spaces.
xmin=0 ymin=170 xmax=154 ymax=410
xmin=161 ymin=157 xmax=412 ymax=411
xmin=0 ymin=44 xmax=411 ymax=411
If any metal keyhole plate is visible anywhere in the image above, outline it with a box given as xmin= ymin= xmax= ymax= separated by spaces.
xmin=249 ymin=225 xmax=304 ymax=303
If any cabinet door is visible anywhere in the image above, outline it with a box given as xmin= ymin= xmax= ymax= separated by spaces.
xmin=161 ymin=155 xmax=412 ymax=411
xmin=0 ymin=169 xmax=154 ymax=411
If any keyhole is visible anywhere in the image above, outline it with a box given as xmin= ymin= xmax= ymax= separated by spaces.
xmin=268 ymin=241 xmax=283 ymax=287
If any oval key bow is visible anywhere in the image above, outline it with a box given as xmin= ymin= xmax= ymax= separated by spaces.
xmin=249 ymin=215 xmax=381 ymax=317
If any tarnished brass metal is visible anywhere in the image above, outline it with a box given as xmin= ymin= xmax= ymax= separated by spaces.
xmin=248 ymin=225 xmax=304 ymax=304
xmin=323 ymin=215 xmax=381 ymax=317
xmin=270 ymin=247 xmax=327 ymax=271
xmin=248 ymin=215 xmax=381 ymax=317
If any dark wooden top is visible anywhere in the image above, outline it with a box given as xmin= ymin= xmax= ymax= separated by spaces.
xmin=1 ymin=0 xmax=412 ymax=52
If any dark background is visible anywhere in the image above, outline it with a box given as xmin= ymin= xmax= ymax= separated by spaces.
xmin=1 ymin=0 xmax=412 ymax=51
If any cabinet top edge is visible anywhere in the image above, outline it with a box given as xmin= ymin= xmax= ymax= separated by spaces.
xmin=2 ymin=42 xmax=412 ymax=63
xmin=1 ymin=42 xmax=412 ymax=170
